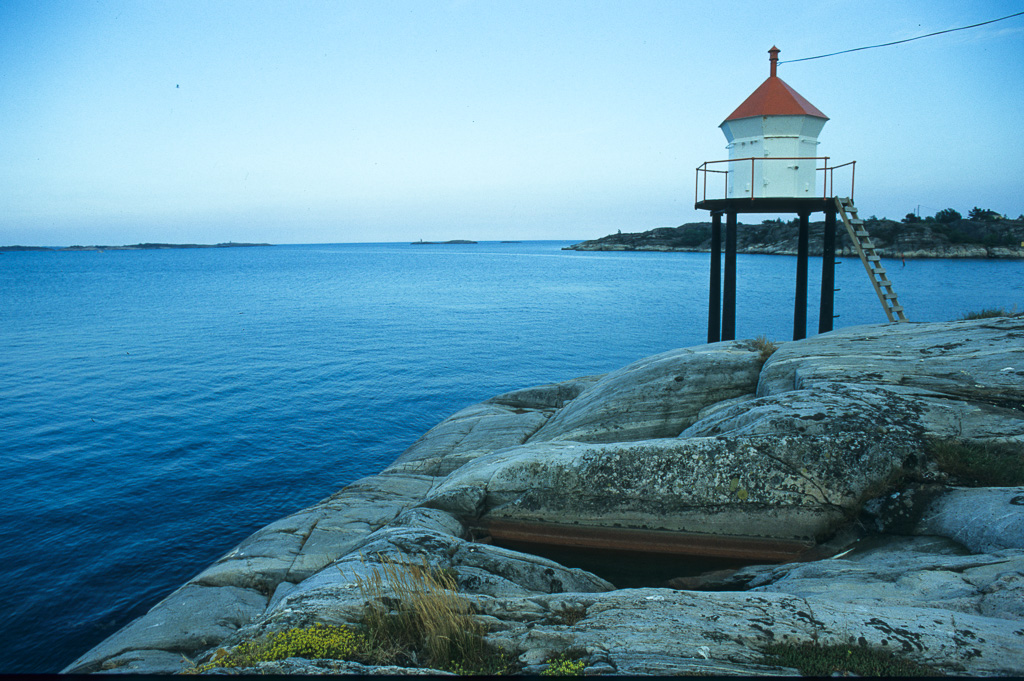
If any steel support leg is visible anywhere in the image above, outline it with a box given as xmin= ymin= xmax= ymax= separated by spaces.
xmin=723 ymin=212 xmax=737 ymax=341
xmin=819 ymin=207 xmax=837 ymax=333
xmin=793 ymin=211 xmax=809 ymax=340
xmin=708 ymin=212 xmax=722 ymax=343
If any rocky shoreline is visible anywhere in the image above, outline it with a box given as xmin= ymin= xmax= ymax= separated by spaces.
xmin=64 ymin=317 xmax=1024 ymax=676
xmin=565 ymin=217 xmax=1024 ymax=259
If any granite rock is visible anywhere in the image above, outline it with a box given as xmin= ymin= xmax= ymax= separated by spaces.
xmin=757 ymin=317 xmax=1024 ymax=412
xmin=424 ymin=432 xmax=924 ymax=542
xmin=528 ymin=340 xmax=765 ymax=444
xmin=64 ymin=317 xmax=1024 ymax=676
xmin=64 ymin=584 xmax=267 ymax=673
xmin=916 ymin=486 xmax=1024 ymax=553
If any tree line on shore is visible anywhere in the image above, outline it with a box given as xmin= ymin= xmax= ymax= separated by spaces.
xmin=762 ymin=205 xmax=1015 ymax=227
xmin=569 ymin=205 xmax=1024 ymax=254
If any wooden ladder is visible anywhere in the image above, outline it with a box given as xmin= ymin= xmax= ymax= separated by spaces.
xmin=835 ymin=197 xmax=908 ymax=322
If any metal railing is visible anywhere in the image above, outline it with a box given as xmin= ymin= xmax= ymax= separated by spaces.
xmin=695 ymin=156 xmax=856 ymax=203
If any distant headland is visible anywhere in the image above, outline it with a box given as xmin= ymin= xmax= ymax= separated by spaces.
xmin=566 ymin=210 xmax=1024 ymax=259
xmin=0 ymin=242 xmax=272 ymax=252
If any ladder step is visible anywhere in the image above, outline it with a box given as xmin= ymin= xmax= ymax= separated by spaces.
xmin=840 ymin=199 xmax=908 ymax=323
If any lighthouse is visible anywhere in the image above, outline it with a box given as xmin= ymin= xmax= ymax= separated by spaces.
xmin=695 ymin=47 xmax=853 ymax=345
xmin=695 ymin=47 xmax=903 ymax=346
xmin=720 ymin=46 xmax=828 ymax=199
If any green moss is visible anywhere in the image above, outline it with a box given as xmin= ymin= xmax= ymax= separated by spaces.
xmin=541 ymin=652 xmax=586 ymax=676
xmin=763 ymin=641 xmax=938 ymax=676
xmin=187 ymin=622 xmax=367 ymax=672
xmin=929 ymin=437 xmax=1024 ymax=486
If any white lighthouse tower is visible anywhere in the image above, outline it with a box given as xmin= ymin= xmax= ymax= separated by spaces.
xmin=720 ymin=46 xmax=828 ymax=199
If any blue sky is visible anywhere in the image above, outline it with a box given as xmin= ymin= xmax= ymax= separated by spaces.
xmin=2 ymin=1 xmax=1022 ymax=245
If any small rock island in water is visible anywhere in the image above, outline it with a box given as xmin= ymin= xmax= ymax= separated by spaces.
xmin=66 ymin=314 xmax=1024 ymax=676
xmin=410 ymin=239 xmax=478 ymax=245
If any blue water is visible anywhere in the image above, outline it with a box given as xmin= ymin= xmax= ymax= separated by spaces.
xmin=1 ymin=241 xmax=1021 ymax=673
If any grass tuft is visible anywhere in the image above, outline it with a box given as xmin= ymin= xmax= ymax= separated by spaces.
xmin=959 ymin=305 xmax=1019 ymax=320
xmin=752 ymin=335 xmax=779 ymax=364
xmin=763 ymin=641 xmax=938 ymax=676
xmin=353 ymin=553 xmax=515 ymax=675
xmin=929 ymin=437 xmax=1024 ymax=486
xmin=190 ymin=555 xmax=517 ymax=675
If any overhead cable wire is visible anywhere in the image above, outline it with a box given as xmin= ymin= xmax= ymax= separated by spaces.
xmin=779 ymin=10 xmax=1024 ymax=64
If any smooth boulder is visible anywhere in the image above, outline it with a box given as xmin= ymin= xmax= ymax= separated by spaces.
xmin=424 ymin=431 xmax=925 ymax=543
xmin=528 ymin=340 xmax=765 ymax=444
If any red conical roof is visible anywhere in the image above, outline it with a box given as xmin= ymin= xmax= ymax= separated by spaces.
xmin=721 ymin=47 xmax=828 ymax=124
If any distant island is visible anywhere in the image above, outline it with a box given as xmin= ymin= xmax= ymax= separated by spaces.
xmin=566 ymin=211 xmax=1024 ymax=259
xmin=0 ymin=242 xmax=272 ymax=252
xmin=410 ymin=239 xmax=477 ymax=245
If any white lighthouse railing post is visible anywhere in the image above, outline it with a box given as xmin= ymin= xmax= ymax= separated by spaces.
xmin=695 ymin=157 xmax=855 ymax=202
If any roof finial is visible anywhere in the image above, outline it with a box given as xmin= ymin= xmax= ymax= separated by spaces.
xmin=769 ymin=46 xmax=780 ymax=78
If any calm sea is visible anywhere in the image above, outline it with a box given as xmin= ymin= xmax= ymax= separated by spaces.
xmin=1 ymin=241 xmax=1021 ymax=673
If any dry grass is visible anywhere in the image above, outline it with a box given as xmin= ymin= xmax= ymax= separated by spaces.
xmin=353 ymin=554 xmax=513 ymax=674
xmin=752 ymin=335 xmax=780 ymax=364
xmin=959 ymin=305 xmax=1020 ymax=320
xmin=189 ymin=555 xmax=517 ymax=675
